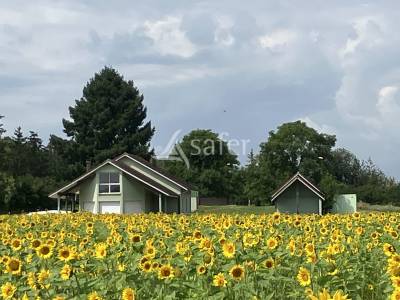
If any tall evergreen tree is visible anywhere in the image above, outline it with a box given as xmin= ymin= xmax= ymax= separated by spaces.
xmin=62 ymin=67 xmax=155 ymax=166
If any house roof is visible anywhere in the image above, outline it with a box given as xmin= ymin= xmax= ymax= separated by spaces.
xmin=49 ymin=159 xmax=179 ymax=199
xmin=271 ymin=172 xmax=325 ymax=202
xmin=114 ymin=153 xmax=193 ymax=190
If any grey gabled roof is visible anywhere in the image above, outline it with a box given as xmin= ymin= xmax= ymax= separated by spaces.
xmin=49 ymin=159 xmax=179 ymax=199
xmin=114 ymin=153 xmax=192 ymax=190
xmin=271 ymin=172 xmax=325 ymax=202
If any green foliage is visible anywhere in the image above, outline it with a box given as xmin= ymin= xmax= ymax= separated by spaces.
xmin=0 ymin=120 xmax=60 ymax=213
xmin=163 ymin=129 xmax=239 ymax=199
xmin=61 ymin=66 xmax=155 ymax=169
xmin=0 ymin=172 xmax=15 ymax=212
xmin=0 ymin=67 xmax=158 ymax=213
xmin=244 ymin=121 xmax=336 ymax=205
xmin=319 ymin=173 xmax=346 ymax=212
xmin=243 ymin=121 xmax=400 ymax=207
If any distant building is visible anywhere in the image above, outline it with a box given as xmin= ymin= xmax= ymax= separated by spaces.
xmin=271 ymin=172 xmax=324 ymax=215
xmin=49 ymin=153 xmax=198 ymax=214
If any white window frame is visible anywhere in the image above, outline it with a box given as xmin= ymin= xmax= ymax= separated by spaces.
xmin=98 ymin=172 xmax=121 ymax=194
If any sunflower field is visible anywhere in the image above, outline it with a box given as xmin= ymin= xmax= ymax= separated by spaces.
xmin=1 ymin=212 xmax=400 ymax=300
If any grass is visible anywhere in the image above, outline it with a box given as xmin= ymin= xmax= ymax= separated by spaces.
xmin=196 ymin=205 xmax=275 ymax=214
xmin=358 ymin=202 xmax=400 ymax=212
xmin=197 ymin=203 xmax=400 ymax=215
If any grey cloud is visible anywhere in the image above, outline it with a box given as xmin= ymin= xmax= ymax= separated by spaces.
xmin=1 ymin=0 xmax=400 ymax=178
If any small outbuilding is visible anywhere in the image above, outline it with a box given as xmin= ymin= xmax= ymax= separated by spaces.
xmin=271 ymin=172 xmax=324 ymax=215
xmin=49 ymin=153 xmax=198 ymax=214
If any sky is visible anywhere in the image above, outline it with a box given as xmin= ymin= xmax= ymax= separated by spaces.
xmin=1 ymin=0 xmax=400 ymax=178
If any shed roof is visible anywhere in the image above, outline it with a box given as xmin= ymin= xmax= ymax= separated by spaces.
xmin=271 ymin=172 xmax=325 ymax=202
xmin=49 ymin=158 xmax=179 ymax=198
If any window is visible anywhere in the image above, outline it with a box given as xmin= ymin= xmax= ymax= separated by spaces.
xmin=99 ymin=172 xmax=120 ymax=194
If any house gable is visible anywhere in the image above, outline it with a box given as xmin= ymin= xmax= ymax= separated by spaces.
xmin=49 ymin=159 xmax=178 ymax=199
xmin=115 ymin=153 xmax=187 ymax=195
xmin=271 ymin=172 xmax=324 ymax=203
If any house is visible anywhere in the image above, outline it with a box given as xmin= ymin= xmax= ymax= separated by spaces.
xmin=49 ymin=153 xmax=198 ymax=214
xmin=271 ymin=172 xmax=324 ymax=215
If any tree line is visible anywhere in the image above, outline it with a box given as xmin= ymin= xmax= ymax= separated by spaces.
xmin=0 ymin=67 xmax=399 ymax=212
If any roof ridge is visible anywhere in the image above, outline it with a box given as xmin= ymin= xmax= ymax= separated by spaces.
xmin=115 ymin=153 xmax=193 ymax=190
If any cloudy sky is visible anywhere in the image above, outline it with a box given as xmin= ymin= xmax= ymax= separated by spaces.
xmin=1 ymin=0 xmax=400 ymax=177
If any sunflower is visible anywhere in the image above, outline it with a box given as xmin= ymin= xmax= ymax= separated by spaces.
xmin=11 ymin=238 xmax=22 ymax=251
xmin=158 ymin=264 xmax=174 ymax=280
xmin=197 ymin=265 xmax=206 ymax=275
xmin=263 ymin=258 xmax=275 ymax=269
xmin=117 ymin=263 xmax=126 ymax=272
xmin=144 ymin=245 xmax=156 ymax=259
xmin=87 ymin=292 xmax=103 ymax=300
xmin=297 ymin=267 xmax=311 ymax=286
xmin=1 ymin=282 xmax=16 ymax=300
xmin=1 ymin=255 xmax=10 ymax=264
xmin=229 ymin=265 xmax=245 ymax=281
xmin=37 ymin=244 xmax=53 ymax=259
xmin=266 ymin=237 xmax=278 ymax=250
xmin=122 ymin=288 xmax=135 ymax=300
xmin=31 ymin=239 xmax=41 ymax=249
xmin=60 ymin=264 xmax=72 ymax=280
xmin=58 ymin=246 xmax=75 ymax=262
xmin=141 ymin=261 xmax=152 ymax=273
xmin=131 ymin=234 xmax=141 ymax=243
xmin=391 ymin=289 xmax=400 ymax=300
xmin=305 ymin=243 xmax=315 ymax=256
xmin=213 ymin=273 xmax=227 ymax=287
xmin=193 ymin=230 xmax=202 ymax=240
xmin=94 ymin=243 xmax=107 ymax=259
xmin=6 ymin=257 xmax=21 ymax=275
xmin=391 ymin=276 xmax=400 ymax=288
xmin=383 ymin=243 xmax=396 ymax=257
xmin=38 ymin=269 xmax=50 ymax=286
xmin=222 ymin=241 xmax=235 ymax=258
xmin=27 ymin=272 xmax=37 ymax=290
xmin=203 ymin=253 xmax=213 ymax=265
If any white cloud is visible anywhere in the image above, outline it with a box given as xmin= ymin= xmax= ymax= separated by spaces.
xmin=144 ymin=16 xmax=197 ymax=58
xmin=339 ymin=17 xmax=383 ymax=58
xmin=299 ymin=117 xmax=336 ymax=135
xmin=377 ymin=86 xmax=400 ymax=115
xmin=258 ymin=29 xmax=297 ymax=50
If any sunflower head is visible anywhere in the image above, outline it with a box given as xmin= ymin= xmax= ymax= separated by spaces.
xmin=158 ymin=264 xmax=174 ymax=280
xmin=58 ymin=247 xmax=74 ymax=262
xmin=229 ymin=265 xmax=245 ymax=281
xmin=1 ymin=282 xmax=16 ymax=300
xmin=213 ymin=273 xmax=227 ymax=287
xmin=297 ymin=267 xmax=311 ymax=286
xmin=222 ymin=242 xmax=235 ymax=258
xmin=266 ymin=237 xmax=278 ymax=250
xmin=196 ymin=265 xmax=206 ymax=275
xmin=6 ymin=257 xmax=21 ymax=275
xmin=11 ymin=239 xmax=22 ymax=250
xmin=37 ymin=244 xmax=53 ymax=259
xmin=94 ymin=243 xmax=107 ymax=259
xmin=263 ymin=258 xmax=275 ymax=269
xmin=87 ymin=291 xmax=103 ymax=300
xmin=60 ymin=264 xmax=72 ymax=280
xmin=122 ymin=288 xmax=135 ymax=300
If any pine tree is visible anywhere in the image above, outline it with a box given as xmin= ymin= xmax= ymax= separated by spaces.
xmin=62 ymin=67 xmax=155 ymax=165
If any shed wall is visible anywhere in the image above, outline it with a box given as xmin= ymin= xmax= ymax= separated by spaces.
xmin=275 ymin=181 xmax=321 ymax=214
